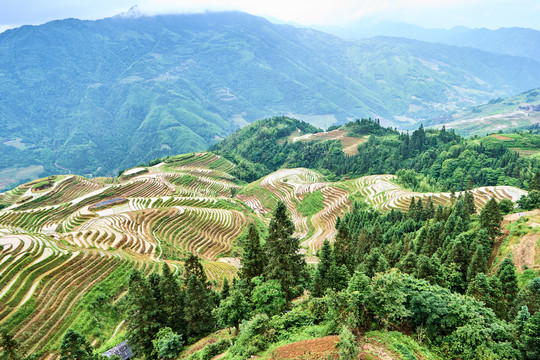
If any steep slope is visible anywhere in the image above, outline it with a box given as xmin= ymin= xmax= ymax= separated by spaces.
xmin=2 ymin=12 xmax=540 ymax=187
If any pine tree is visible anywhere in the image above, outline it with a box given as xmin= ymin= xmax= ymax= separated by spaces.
xmin=126 ymin=270 xmax=162 ymax=359
xmin=466 ymin=273 xmax=504 ymax=317
xmin=313 ymin=240 xmax=334 ymax=297
xmin=183 ymin=253 xmax=207 ymax=284
xmin=515 ymin=306 xmax=531 ymax=336
xmin=333 ymin=221 xmax=353 ymax=272
xmin=480 ymin=198 xmax=503 ymax=241
xmin=220 ymin=279 xmax=230 ymax=300
xmin=497 ymin=258 xmax=519 ymax=304
xmin=264 ymin=201 xmax=305 ymax=304
xmin=239 ymin=224 xmax=266 ymax=285
xmin=408 ymin=197 xmax=416 ymax=219
xmin=523 ymin=311 xmax=540 ymax=359
xmin=530 ymin=171 xmax=540 ymax=190
xmin=464 ymin=190 xmax=476 ymax=219
xmin=397 ymin=251 xmax=417 ymax=274
xmin=159 ymin=263 xmax=186 ymax=335
xmin=184 ymin=274 xmax=215 ymax=338
xmin=334 ymin=264 xmax=350 ymax=292
xmin=425 ymin=197 xmax=435 ymax=219
xmin=467 ymin=245 xmax=487 ymax=282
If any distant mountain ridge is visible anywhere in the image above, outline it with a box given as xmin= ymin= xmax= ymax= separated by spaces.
xmin=428 ymin=88 xmax=540 ymax=136
xmin=1 ymin=11 xmax=540 ymax=188
xmin=320 ymin=22 xmax=540 ymax=63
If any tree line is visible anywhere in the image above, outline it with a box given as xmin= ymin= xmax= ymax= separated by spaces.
xmin=212 ymin=117 xmax=540 ymax=192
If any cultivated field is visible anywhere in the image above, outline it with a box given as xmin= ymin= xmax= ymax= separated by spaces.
xmin=0 ymin=152 xmax=529 ymax=357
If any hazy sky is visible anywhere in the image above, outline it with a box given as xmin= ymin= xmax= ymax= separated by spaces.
xmin=1 ymin=0 xmax=539 ymax=32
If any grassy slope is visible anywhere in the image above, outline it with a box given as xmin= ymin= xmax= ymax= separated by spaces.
xmin=492 ymin=210 xmax=540 ymax=287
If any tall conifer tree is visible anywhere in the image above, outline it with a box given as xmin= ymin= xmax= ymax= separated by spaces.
xmin=239 ymin=224 xmax=266 ymax=285
xmin=264 ymin=201 xmax=305 ymax=304
xmin=480 ymin=198 xmax=503 ymax=241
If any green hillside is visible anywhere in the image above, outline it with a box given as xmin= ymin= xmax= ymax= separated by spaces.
xmin=1 ymin=118 xmax=540 ymax=359
xmin=2 ymin=12 xmax=540 ymax=189
xmin=430 ymin=88 xmax=540 ymax=136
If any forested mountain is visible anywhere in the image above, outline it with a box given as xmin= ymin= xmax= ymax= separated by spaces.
xmin=213 ymin=117 xmax=540 ymax=191
xmin=2 ymin=11 xmax=540 ymax=189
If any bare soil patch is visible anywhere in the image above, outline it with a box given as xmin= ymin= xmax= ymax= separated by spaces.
xmin=513 ymin=233 xmax=539 ymax=271
xmin=291 ymin=129 xmax=365 ymax=155
xmin=490 ymin=134 xmax=513 ymax=141
xmin=270 ymin=336 xmax=339 ymax=359
xmin=359 ymin=343 xmax=398 ymax=360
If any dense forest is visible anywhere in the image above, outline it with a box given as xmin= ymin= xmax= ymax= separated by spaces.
xmin=212 ymin=117 xmax=540 ymax=191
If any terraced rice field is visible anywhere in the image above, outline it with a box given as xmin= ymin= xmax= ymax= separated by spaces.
xmin=347 ymin=174 xmax=527 ymax=212
xmin=0 ymin=152 xmax=529 ymax=357
xmin=260 ymin=168 xmax=353 ymax=253
xmin=0 ymin=154 xmax=248 ymax=357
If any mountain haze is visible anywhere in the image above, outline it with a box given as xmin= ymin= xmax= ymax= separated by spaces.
xmin=1 ymin=11 xmax=540 ymax=188
xmin=323 ymin=22 xmax=540 ymax=63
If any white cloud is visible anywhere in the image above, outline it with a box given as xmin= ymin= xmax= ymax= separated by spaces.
xmin=0 ymin=0 xmax=539 ymax=30
xmin=0 ymin=25 xmax=16 ymax=33
xmin=134 ymin=0 xmax=509 ymax=26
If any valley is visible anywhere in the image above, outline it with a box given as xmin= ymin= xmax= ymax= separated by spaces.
xmin=2 ymin=12 xmax=540 ymax=184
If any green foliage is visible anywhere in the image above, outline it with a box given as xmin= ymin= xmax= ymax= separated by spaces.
xmin=213 ymin=288 xmax=250 ymax=332
xmin=343 ymin=118 xmax=397 ymax=137
xmin=0 ymin=329 xmax=21 ymax=360
xmin=228 ymin=314 xmax=274 ymax=358
xmin=183 ymin=253 xmax=207 ymax=284
xmin=298 ymin=190 xmax=324 ymax=217
xmin=514 ymin=278 xmax=540 ymax=317
xmin=250 ymin=277 xmax=287 ymax=317
xmin=215 ymin=118 xmax=539 ymax=190
xmin=125 ymin=271 xmax=162 ymax=359
xmin=183 ymin=339 xmax=231 ymax=360
xmin=313 ymin=240 xmax=349 ymax=296
xmin=498 ymin=198 xmax=514 ymax=214
xmin=264 ymin=201 xmax=306 ymax=304
xmin=480 ymin=198 xmax=503 ymax=240
xmin=152 ymin=327 xmax=183 ymax=359
xmin=497 ymin=258 xmax=519 ymax=306
xmin=396 ymin=169 xmax=440 ymax=192
xmin=239 ymin=224 xmax=266 ymax=287
xmin=522 ymin=311 xmax=540 ymax=359
xmin=184 ymin=275 xmax=216 ymax=339
xmin=59 ymin=329 xmax=94 ymax=360
xmin=518 ymin=190 xmax=540 ymax=210
xmin=337 ymin=326 xmax=359 ymax=360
